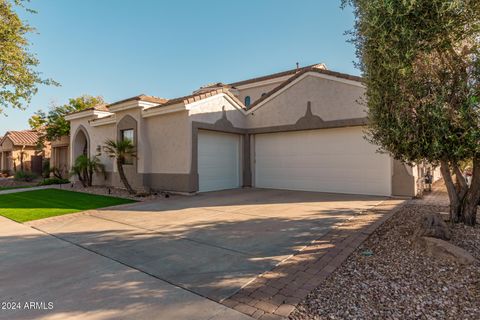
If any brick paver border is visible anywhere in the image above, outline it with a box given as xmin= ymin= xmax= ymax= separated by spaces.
xmin=221 ymin=198 xmax=406 ymax=319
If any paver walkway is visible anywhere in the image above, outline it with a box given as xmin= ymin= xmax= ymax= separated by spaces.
xmin=222 ymin=198 xmax=406 ymax=319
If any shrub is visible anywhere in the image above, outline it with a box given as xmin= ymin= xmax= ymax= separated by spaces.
xmin=14 ymin=171 xmax=38 ymax=182
xmin=51 ymin=167 xmax=65 ymax=179
xmin=42 ymin=160 xmax=51 ymax=178
xmin=38 ymin=177 xmax=70 ymax=186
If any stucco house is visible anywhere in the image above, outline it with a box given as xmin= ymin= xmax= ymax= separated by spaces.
xmin=50 ymin=135 xmax=70 ymax=178
xmin=65 ymin=64 xmax=427 ymax=197
xmin=0 ymin=130 xmax=50 ymax=174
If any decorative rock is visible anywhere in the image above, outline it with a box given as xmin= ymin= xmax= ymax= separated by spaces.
xmin=416 ymin=213 xmax=451 ymax=240
xmin=416 ymin=236 xmax=476 ymax=265
xmin=439 ymin=212 xmax=450 ymax=222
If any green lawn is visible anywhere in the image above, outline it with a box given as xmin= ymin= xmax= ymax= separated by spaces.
xmin=0 ymin=189 xmax=136 ymax=222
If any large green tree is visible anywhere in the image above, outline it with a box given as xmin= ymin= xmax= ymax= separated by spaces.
xmin=29 ymin=95 xmax=104 ymax=141
xmin=343 ymin=0 xmax=480 ymax=225
xmin=0 ymin=0 xmax=57 ymax=114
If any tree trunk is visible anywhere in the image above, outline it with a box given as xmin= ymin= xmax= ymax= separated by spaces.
xmin=461 ymin=157 xmax=480 ymax=226
xmin=117 ymin=159 xmax=135 ymax=195
xmin=87 ymin=167 xmax=93 ymax=187
xmin=76 ymin=171 xmax=87 ymax=187
xmin=440 ymin=160 xmax=462 ymax=222
xmin=453 ymin=164 xmax=468 ymax=199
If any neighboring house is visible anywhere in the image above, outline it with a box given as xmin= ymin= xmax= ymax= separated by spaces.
xmin=50 ymin=135 xmax=70 ymax=178
xmin=0 ymin=130 xmax=50 ymax=174
xmin=65 ymin=63 xmax=432 ymax=197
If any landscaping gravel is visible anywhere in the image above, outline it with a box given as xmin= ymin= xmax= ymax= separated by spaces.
xmin=51 ymin=183 xmax=169 ymax=201
xmin=290 ymin=197 xmax=480 ymax=319
xmin=0 ymin=178 xmax=37 ymax=189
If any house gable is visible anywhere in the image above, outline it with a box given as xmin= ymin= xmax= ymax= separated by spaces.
xmin=187 ymin=93 xmax=247 ymax=129
xmin=246 ymin=72 xmax=366 ymax=129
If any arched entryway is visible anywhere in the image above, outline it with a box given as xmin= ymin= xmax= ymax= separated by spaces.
xmin=72 ymin=126 xmax=90 ymax=161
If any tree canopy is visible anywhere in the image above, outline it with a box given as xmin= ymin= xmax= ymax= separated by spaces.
xmin=343 ymin=0 xmax=480 ymax=224
xmin=29 ymin=95 xmax=104 ymax=141
xmin=0 ymin=0 xmax=57 ymax=114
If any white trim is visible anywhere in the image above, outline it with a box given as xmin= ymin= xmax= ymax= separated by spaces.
xmin=90 ymin=116 xmax=116 ymax=127
xmin=141 ymin=102 xmax=186 ymax=118
xmin=65 ymin=110 xmax=113 ymax=121
xmin=247 ymin=71 xmax=365 ymax=114
xmin=100 ymin=100 xmax=161 ymax=113
xmin=185 ymin=93 xmax=247 ymax=114
xmin=142 ymin=93 xmax=248 ymax=119
xmin=108 ymin=101 xmax=141 ymax=112
xmin=139 ymin=101 xmax=160 ymax=108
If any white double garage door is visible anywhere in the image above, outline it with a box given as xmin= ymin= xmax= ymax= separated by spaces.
xmin=198 ymin=127 xmax=391 ymax=196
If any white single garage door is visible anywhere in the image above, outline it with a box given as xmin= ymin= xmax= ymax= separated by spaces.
xmin=198 ymin=130 xmax=241 ymax=192
xmin=254 ymin=127 xmax=391 ymax=196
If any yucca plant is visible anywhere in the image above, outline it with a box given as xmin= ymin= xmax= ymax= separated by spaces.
xmin=103 ymin=139 xmax=137 ymax=194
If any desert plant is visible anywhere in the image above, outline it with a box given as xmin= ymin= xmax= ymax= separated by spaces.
xmin=42 ymin=159 xmax=50 ymax=178
xmin=51 ymin=166 xmax=65 ymax=179
xmin=14 ymin=170 xmax=37 ymax=182
xmin=18 ymin=150 xmax=27 ymax=172
xmin=103 ymin=139 xmax=136 ymax=194
xmin=38 ymin=177 xmax=70 ymax=186
xmin=71 ymin=155 xmax=105 ymax=187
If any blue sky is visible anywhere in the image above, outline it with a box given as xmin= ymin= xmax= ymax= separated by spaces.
xmin=1 ymin=0 xmax=358 ymax=133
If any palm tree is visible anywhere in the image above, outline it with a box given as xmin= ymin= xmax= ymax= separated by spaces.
xmin=72 ymin=155 xmax=105 ymax=187
xmin=103 ymin=139 xmax=136 ymax=194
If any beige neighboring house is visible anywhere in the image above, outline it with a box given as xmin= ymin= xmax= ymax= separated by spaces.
xmin=65 ymin=63 xmax=437 ymax=197
xmin=0 ymin=130 xmax=50 ymax=174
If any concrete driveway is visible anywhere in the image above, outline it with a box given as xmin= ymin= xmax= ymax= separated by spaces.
xmin=0 ymin=216 xmax=250 ymax=320
xmin=26 ymin=188 xmax=385 ymax=304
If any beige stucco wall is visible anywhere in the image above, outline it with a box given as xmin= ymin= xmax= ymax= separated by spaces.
xmin=237 ymin=80 xmax=285 ymax=105
xmin=1 ymin=137 xmax=14 ymax=151
xmin=91 ymin=124 xmax=116 ymax=172
xmin=246 ymin=75 xmax=365 ymax=128
xmin=143 ymin=111 xmax=191 ymax=174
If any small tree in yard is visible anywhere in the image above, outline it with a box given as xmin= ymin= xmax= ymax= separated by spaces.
xmin=103 ymin=139 xmax=136 ymax=195
xmin=29 ymin=95 xmax=104 ymax=148
xmin=343 ymin=0 xmax=480 ymax=225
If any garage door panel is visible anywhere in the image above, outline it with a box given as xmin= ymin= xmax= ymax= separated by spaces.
xmin=254 ymin=127 xmax=391 ymax=196
xmin=198 ymin=131 xmax=240 ymax=192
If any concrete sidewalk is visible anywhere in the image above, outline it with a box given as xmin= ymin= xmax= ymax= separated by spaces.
xmin=0 ymin=185 xmax=55 ymax=195
xmin=0 ymin=216 xmax=252 ymax=320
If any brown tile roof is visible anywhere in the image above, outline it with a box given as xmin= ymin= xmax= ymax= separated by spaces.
xmin=1 ymin=130 xmax=40 ymax=146
xmin=144 ymin=88 xmax=246 ymax=112
xmin=247 ymin=67 xmax=364 ymax=109
xmin=229 ymin=63 xmax=328 ymax=87
xmin=68 ymin=95 xmax=168 ymax=116
xmin=107 ymin=94 xmax=168 ymax=107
